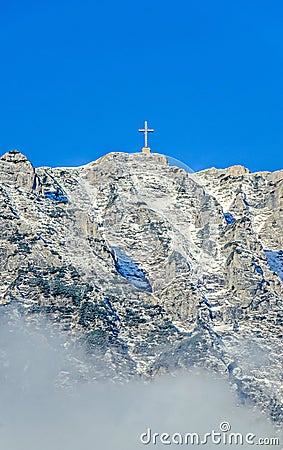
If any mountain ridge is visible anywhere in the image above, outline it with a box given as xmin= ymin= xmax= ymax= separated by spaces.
xmin=0 ymin=149 xmax=282 ymax=425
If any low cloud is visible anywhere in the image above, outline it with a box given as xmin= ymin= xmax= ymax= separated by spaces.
xmin=0 ymin=315 xmax=280 ymax=450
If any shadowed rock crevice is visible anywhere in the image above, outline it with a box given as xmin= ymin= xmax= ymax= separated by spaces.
xmin=111 ymin=247 xmax=152 ymax=293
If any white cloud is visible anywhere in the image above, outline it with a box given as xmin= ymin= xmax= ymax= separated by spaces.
xmin=0 ymin=316 xmax=280 ymax=450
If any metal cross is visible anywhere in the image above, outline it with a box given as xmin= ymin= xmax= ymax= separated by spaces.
xmin=138 ymin=121 xmax=154 ymax=148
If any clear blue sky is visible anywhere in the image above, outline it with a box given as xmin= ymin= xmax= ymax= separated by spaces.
xmin=1 ymin=0 xmax=283 ymax=172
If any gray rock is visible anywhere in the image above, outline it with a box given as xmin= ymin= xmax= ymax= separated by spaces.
xmin=0 ymin=150 xmax=282 ymax=425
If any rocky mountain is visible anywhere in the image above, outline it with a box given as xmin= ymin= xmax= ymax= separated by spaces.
xmin=0 ymin=150 xmax=282 ymax=425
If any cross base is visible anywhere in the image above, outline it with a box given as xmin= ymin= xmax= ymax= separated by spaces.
xmin=142 ymin=147 xmax=151 ymax=154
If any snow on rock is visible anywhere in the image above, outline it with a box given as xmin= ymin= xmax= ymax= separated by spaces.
xmin=0 ymin=150 xmax=37 ymax=191
xmin=0 ymin=150 xmax=282 ymax=425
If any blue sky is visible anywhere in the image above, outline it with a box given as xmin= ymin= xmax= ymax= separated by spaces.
xmin=0 ymin=0 xmax=283 ymax=172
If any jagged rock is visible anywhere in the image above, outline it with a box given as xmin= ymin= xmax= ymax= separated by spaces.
xmin=0 ymin=150 xmax=40 ymax=192
xmin=0 ymin=150 xmax=282 ymax=425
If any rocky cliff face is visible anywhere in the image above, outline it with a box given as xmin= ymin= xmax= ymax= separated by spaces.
xmin=0 ymin=150 xmax=282 ymax=424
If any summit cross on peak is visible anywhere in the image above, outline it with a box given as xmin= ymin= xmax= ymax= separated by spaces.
xmin=139 ymin=121 xmax=154 ymax=153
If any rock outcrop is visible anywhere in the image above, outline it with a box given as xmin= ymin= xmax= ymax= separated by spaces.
xmin=0 ymin=150 xmax=282 ymax=424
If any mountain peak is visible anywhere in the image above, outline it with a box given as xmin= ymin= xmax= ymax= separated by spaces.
xmin=199 ymin=165 xmax=250 ymax=176
xmin=0 ymin=150 xmax=30 ymax=164
xmin=0 ymin=150 xmax=35 ymax=190
xmin=0 ymin=150 xmax=282 ymax=425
